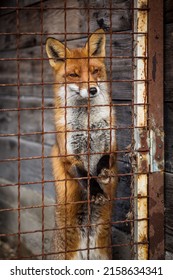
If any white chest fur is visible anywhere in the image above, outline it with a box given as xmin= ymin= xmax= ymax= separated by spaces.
xmin=57 ymin=84 xmax=115 ymax=175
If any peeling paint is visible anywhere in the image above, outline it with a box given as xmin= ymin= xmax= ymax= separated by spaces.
xmin=150 ymin=116 xmax=164 ymax=172
xmin=133 ymin=0 xmax=148 ymax=260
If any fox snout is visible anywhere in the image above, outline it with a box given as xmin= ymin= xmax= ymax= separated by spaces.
xmin=79 ymin=86 xmax=99 ymax=99
xmin=68 ymin=84 xmax=99 ymax=99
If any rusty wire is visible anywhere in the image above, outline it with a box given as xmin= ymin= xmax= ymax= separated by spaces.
xmin=0 ymin=0 xmax=150 ymax=260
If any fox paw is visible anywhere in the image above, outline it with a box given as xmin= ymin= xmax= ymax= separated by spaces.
xmin=92 ymin=193 xmax=109 ymax=205
xmin=98 ymin=168 xmax=114 ymax=184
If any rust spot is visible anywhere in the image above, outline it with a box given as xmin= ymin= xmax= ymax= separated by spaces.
xmin=149 ymin=197 xmax=157 ymax=209
xmin=149 ymin=212 xmax=164 ymax=258
xmin=139 ymin=232 xmax=148 ymax=243
xmin=150 ymin=118 xmax=164 ymax=171
xmin=139 ymin=1 xmax=148 ymax=9
xmin=152 ymin=52 xmax=157 ymax=82
xmin=138 ymin=129 xmax=148 ymax=151
xmin=153 ymin=129 xmax=164 ymax=171
xmin=140 ymin=154 xmax=148 ymax=172
xmin=137 ymin=11 xmax=147 ymax=33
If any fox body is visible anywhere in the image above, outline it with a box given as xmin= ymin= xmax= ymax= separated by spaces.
xmin=46 ymin=29 xmax=117 ymax=259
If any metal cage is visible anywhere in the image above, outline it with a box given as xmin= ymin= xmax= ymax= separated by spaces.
xmin=0 ymin=0 xmax=164 ymax=260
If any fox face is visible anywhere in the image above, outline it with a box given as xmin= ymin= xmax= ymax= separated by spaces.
xmin=46 ymin=29 xmax=108 ymax=103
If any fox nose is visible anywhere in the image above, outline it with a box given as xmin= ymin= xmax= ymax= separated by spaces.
xmin=89 ymin=87 xmax=97 ymax=96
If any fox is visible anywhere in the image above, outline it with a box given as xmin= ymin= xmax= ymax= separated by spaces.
xmin=46 ymin=29 xmax=117 ymax=260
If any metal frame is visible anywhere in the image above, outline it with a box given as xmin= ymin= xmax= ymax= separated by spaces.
xmin=148 ymin=0 xmax=164 ymax=260
xmin=133 ymin=0 xmax=148 ymax=260
xmin=133 ymin=0 xmax=164 ymax=260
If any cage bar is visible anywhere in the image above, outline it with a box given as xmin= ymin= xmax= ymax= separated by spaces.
xmin=133 ymin=0 xmax=149 ymax=260
xmin=148 ymin=0 xmax=164 ymax=260
xmin=0 ymin=0 xmax=164 ymax=260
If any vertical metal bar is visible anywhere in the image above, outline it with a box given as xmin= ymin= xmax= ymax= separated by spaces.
xmin=64 ymin=0 xmax=68 ymax=260
xmin=16 ymin=0 xmax=21 ymax=259
xmin=148 ymin=0 xmax=164 ymax=260
xmin=133 ymin=0 xmax=149 ymax=260
xmin=109 ymin=0 xmax=113 ymax=259
xmin=87 ymin=0 xmax=91 ymax=260
xmin=131 ymin=0 xmax=135 ymax=260
xmin=40 ymin=0 xmax=45 ymax=259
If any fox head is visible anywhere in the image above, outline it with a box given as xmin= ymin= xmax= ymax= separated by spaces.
xmin=46 ymin=29 xmax=108 ymax=101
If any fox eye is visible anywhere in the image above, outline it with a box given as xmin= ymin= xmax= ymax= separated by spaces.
xmin=68 ymin=73 xmax=79 ymax=77
xmin=92 ymin=68 xmax=99 ymax=75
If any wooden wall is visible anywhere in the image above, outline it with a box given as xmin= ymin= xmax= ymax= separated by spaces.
xmin=0 ymin=0 xmax=132 ymax=258
xmin=165 ymin=0 xmax=173 ymax=259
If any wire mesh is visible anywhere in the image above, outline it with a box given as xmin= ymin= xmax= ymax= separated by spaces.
xmin=0 ymin=0 xmax=152 ymax=260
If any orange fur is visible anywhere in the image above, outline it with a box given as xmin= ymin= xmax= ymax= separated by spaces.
xmin=46 ymin=29 xmax=117 ymax=259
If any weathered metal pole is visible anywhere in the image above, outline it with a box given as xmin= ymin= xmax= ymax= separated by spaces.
xmin=133 ymin=0 xmax=149 ymax=260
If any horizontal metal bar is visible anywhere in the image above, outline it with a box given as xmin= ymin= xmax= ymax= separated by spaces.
xmin=0 ymin=172 xmax=134 ymax=188
xmin=0 ymin=217 xmax=147 ymax=238
xmin=0 ymin=103 xmax=150 ymax=113
xmin=0 ymin=56 xmax=148 ymax=61
xmin=0 ymin=146 xmax=150 ymax=163
xmin=0 ymin=241 xmax=134 ymax=260
xmin=0 ymin=79 xmax=150 ymax=87
xmin=0 ymin=6 xmax=149 ymax=11
xmin=0 ymin=103 xmax=134 ymax=113
xmin=0 ymin=154 xmax=132 ymax=164
xmin=0 ymin=125 xmax=147 ymax=138
xmin=0 ymin=31 xmax=148 ymax=36
xmin=0 ymin=196 xmax=136 ymax=213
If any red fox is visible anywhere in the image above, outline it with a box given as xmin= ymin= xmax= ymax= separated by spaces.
xmin=46 ymin=29 xmax=117 ymax=259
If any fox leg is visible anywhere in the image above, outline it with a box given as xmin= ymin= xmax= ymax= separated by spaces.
xmin=68 ymin=155 xmax=117 ymax=203
xmin=96 ymin=154 xmax=117 ymax=199
xmin=63 ymin=154 xmax=116 ymax=204
xmin=97 ymin=154 xmax=115 ymax=175
xmin=66 ymin=160 xmax=106 ymax=200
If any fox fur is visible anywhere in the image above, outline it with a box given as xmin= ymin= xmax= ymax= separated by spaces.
xmin=46 ymin=29 xmax=117 ymax=260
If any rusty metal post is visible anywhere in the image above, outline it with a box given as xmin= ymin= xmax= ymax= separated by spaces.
xmin=148 ymin=0 xmax=164 ymax=260
xmin=133 ymin=0 xmax=149 ymax=260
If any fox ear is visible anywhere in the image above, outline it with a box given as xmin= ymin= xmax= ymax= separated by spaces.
xmin=85 ymin=29 xmax=106 ymax=58
xmin=46 ymin=38 xmax=70 ymax=67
